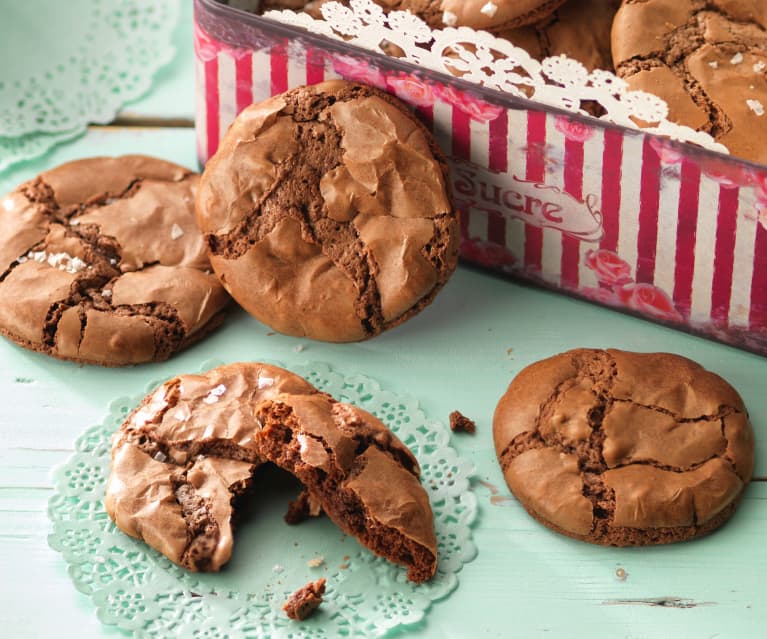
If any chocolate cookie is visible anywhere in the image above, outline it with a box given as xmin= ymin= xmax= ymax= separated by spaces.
xmin=381 ymin=0 xmax=569 ymax=32
xmin=106 ymin=362 xmax=438 ymax=582
xmin=197 ymin=80 xmax=458 ymax=342
xmin=612 ymin=0 xmax=767 ymax=164
xmin=493 ymin=349 xmax=755 ymax=546
xmin=0 ymin=156 xmax=229 ymax=366
xmin=497 ymin=0 xmax=620 ymax=72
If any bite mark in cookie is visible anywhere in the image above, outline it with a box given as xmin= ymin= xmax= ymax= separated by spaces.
xmin=106 ymin=362 xmax=438 ymax=582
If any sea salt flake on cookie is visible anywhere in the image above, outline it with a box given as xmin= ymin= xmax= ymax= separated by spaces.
xmin=747 ymin=99 xmax=765 ymax=116
xmin=481 ymin=2 xmax=498 ymax=18
xmin=203 ymin=383 xmax=228 ymax=404
xmin=442 ymin=10 xmax=457 ymax=26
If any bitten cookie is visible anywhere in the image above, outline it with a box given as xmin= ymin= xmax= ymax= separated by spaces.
xmin=612 ymin=0 xmax=767 ymax=164
xmin=381 ymin=0 xmax=569 ymax=32
xmin=0 ymin=156 xmax=229 ymax=366
xmin=106 ymin=362 xmax=438 ymax=582
xmin=493 ymin=349 xmax=755 ymax=546
xmin=197 ymin=80 xmax=459 ymax=342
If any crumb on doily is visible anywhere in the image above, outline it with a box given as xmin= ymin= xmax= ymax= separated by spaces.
xmin=283 ymin=578 xmax=326 ymax=621
xmin=449 ymin=411 xmax=476 ymax=434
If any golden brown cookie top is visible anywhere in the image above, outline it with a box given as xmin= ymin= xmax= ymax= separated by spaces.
xmin=493 ymin=349 xmax=754 ymax=544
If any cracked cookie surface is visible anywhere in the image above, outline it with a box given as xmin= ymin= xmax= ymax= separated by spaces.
xmin=106 ymin=362 xmax=437 ymax=582
xmin=612 ymin=0 xmax=767 ymax=164
xmin=493 ymin=349 xmax=755 ymax=546
xmin=496 ymin=0 xmax=620 ymax=72
xmin=196 ymin=80 xmax=458 ymax=342
xmin=380 ymin=0 xmax=568 ymax=32
xmin=0 ymin=155 xmax=230 ymax=366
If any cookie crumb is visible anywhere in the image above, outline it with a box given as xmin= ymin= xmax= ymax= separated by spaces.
xmin=308 ymin=556 xmax=325 ymax=568
xmin=282 ymin=578 xmax=326 ymax=621
xmin=615 ymin=567 xmax=628 ymax=581
xmin=285 ymin=489 xmax=323 ymax=524
xmin=747 ymin=99 xmax=765 ymax=116
xmin=449 ymin=410 xmax=476 ymax=434
xmin=731 ymin=52 xmax=744 ymax=65
xmin=293 ymin=344 xmax=305 ymax=353
xmin=273 ymin=564 xmax=285 ymax=574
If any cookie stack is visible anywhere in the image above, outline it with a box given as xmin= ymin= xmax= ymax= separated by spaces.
xmin=251 ymin=0 xmax=767 ymax=165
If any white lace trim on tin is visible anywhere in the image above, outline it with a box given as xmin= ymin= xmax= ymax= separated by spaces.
xmin=265 ymin=0 xmax=728 ymax=154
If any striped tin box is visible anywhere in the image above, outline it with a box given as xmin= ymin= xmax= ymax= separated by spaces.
xmin=194 ymin=0 xmax=767 ymax=356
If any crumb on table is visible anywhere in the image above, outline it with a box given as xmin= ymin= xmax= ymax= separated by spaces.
xmin=282 ymin=578 xmax=327 ymax=621
xmin=449 ymin=411 xmax=476 ymax=434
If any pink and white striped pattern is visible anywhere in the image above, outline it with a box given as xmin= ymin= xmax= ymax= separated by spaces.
xmin=194 ymin=22 xmax=767 ymax=355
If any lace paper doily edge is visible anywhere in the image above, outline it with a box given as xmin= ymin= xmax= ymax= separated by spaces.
xmin=46 ymin=359 xmax=480 ymax=638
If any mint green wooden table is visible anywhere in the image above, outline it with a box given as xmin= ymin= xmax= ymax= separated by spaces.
xmin=1 ymin=4 xmax=766 ymax=637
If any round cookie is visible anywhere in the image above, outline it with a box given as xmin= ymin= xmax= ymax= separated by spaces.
xmin=197 ymin=80 xmax=459 ymax=342
xmin=106 ymin=362 xmax=438 ymax=582
xmin=377 ymin=0 xmax=569 ymax=32
xmin=612 ymin=0 xmax=767 ymax=164
xmin=493 ymin=349 xmax=755 ymax=546
xmin=497 ymin=0 xmax=620 ymax=72
xmin=0 ymin=156 xmax=230 ymax=366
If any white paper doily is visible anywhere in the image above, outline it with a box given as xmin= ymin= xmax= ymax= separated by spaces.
xmin=265 ymin=0 xmax=728 ymax=154
xmin=0 ymin=128 xmax=84 ymax=173
xmin=0 ymin=0 xmax=180 ymax=172
xmin=48 ymin=360 xmax=478 ymax=638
